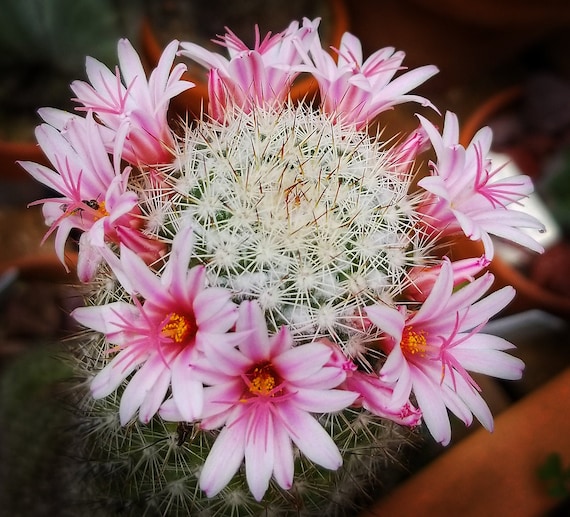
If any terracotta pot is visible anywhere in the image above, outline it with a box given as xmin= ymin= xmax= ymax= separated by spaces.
xmin=0 ymin=140 xmax=49 ymax=182
xmin=0 ymin=252 xmax=78 ymax=284
xmin=362 ymin=367 xmax=570 ymax=516
xmin=456 ymin=87 xmax=570 ymax=320
xmin=140 ymin=0 xmax=350 ymax=118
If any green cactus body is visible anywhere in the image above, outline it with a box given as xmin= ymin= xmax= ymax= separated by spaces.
xmin=67 ymin=104 xmax=427 ymax=516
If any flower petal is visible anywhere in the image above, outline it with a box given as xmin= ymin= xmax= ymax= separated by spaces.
xmin=292 ymin=387 xmax=358 ymax=413
xmin=119 ymin=354 xmax=168 ymax=424
xmin=271 ymin=419 xmax=294 ymax=491
xmin=245 ymin=407 xmax=274 ymax=501
xmin=171 ymin=355 xmax=205 ymax=422
xmin=452 ymin=336 xmax=524 ymax=380
xmin=72 ymin=301 xmax=139 ymax=338
xmin=236 ymin=301 xmax=273 ymax=361
xmin=365 ymin=303 xmax=405 ymax=342
xmin=273 ymin=342 xmax=331 ymax=382
xmin=200 ymin=411 xmax=247 ymax=498
xmin=90 ymin=349 xmax=143 ymax=399
xmin=139 ymin=366 xmax=172 ymax=423
xmin=412 ymin=367 xmax=452 ymax=445
xmin=279 ymin=404 xmax=342 ymax=470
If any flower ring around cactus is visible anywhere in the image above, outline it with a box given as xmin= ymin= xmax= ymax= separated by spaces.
xmin=18 ymin=17 xmax=545 ymax=516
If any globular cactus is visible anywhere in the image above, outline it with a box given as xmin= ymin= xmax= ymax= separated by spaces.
xmin=18 ymin=16 xmax=542 ymax=516
xmin=65 ymin=102 xmax=424 ymax=516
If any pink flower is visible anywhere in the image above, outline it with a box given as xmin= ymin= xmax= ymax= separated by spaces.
xmin=19 ymin=112 xmax=163 ymax=281
xmin=71 ymin=224 xmax=241 ymax=425
xmin=317 ymin=339 xmax=421 ymax=426
xmin=344 ymin=371 xmax=422 ymax=427
xmin=364 ymin=259 xmax=524 ymax=445
xmin=417 ymin=111 xmax=545 ymax=259
xmin=71 ymin=39 xmax=193 ymax=165
xmin=179 ymin=18 xmax=319 ymax=120
xmin=387 ymin=124 xmax=431 ymax=177
xmin=312 ymin=338 xmax=421 ymax=427
xmin=302 ymin=31 xmax=438 ymax=129
xmin=404 ymin=256 xmax=490 ymax=302
xmin=161 ymin=301 xmax=358 ymax=501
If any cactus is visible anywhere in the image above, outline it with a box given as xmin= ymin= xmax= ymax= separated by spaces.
xmin=65 ymin=103 xmax=425 ymax=516
xmin=18 ymin=17 xmax=542 ymax=516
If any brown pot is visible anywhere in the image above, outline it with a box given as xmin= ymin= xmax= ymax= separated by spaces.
xmin=455 ymin=87 xmax=570 ymax=320
xmin=140 ymin=0 xmax=350 ymax=118
xmin=0 ymin=140 xmax=49 ymax=182
xmin=362 ymin=367 xmax=570 ymax=516
xmin=0 ymin=252 xmax=78 ymax=284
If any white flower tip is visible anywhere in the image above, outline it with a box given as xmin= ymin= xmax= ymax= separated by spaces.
xmin=90 ymin=373 xmax=113 ymax=400
xmin=90 ymin=386 xmax=106 ymax=400
xmin=139 ymin=412 xmax=152 ymax=425
xmin=251 ymin=487 xmax=268 ymax=502
xmin=329 ymin=456 xmax=343 ymax=471
xmin=200 ymin=482 xmax=220 ymax=500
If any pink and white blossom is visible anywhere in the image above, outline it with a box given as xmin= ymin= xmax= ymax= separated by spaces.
xmin=365 ymin=259 xmax=524 ymax=445
xmin=18 ymin=112 xmax=163 ymax=280
xmin=71 ymin=39 xmax=193 ymax=165
xmin=344 ymin=370 xmax=422 ymax=427
xmin=417 ymin=111 xmax=545 ymax=259
xmin=161 ymin=301 xmax=358 ymax=501
xmin=317 ymin=339 xmax=422 ymax=426
xmin=301 ymin=31 xmax=438 ymax=129
xmin=179 ymin=18 xmax=320 ymax=120
xmin=72 ymin=224 xmax=241 ymax=425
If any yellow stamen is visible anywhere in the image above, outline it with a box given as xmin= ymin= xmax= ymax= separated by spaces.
xmin=93 ymin=201 xmax=109 ymax=221
xmin=248 ymin=364 xmax=279 ymax=396
xmin=161 ymin=312 xmax=196 ymax=344
xmin=400 ymin=326 xmax=428 ymax=357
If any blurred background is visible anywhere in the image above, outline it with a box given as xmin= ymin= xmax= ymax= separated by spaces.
xmin=1 ymin=1 xmax=570 ymax=515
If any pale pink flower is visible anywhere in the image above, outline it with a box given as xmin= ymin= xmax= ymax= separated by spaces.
xmin=161 ymin=300 xmax=358 ymax=501
xmin=417 ymin=111 xmax=545 ymax=259
xmin=301 ymin=31 xmax=438 ymax=129
xmin=365 ymin=259 xmax=524 ymax=445
xmin=179 ymin=18 xmax=319 ymax=120
xmin=19 ymin=112 xmax=163 ymax=281
xmin=71 ymin=39 xmax=193 ymax=165
xmin=317 ymin=339 xmax=421 ymax=426
xmin=404 ymin=256 xmax=490 ymax=302
xmin=72 ymin=224 xmax=241 ymax=425
xmin=344 ymin=371 xmax=422 ymax=427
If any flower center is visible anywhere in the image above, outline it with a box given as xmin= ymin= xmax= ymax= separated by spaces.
xmin=246 ymin=362 xmax=282 ymax=397
xmin=93 ymin=201 xmax=109 ymax=220
xmin=82 ymin=199 xmax=109 ymax=221
xmin=400 ymin=326 xmax=428 ymax=357
xmin=161 ymin=312 xmax=197 ymax=345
